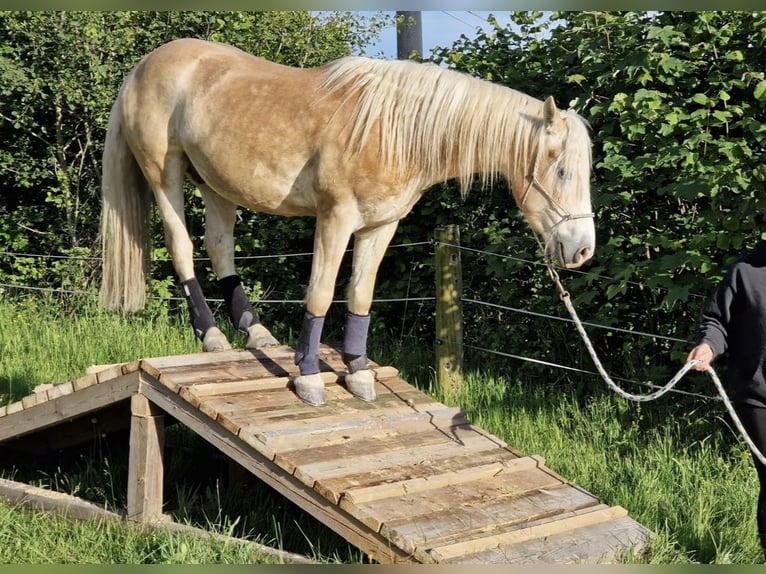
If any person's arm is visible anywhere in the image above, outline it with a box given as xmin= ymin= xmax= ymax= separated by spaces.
xmin=687 ymin=266 xmax=739 ymax=371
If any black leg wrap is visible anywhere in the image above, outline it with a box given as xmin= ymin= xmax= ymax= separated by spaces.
xmin=343 ymin=312 xmax=370 ymax=374
xmin=181 ymin=278 xmax=216 ymax=340
xmin=294 ymin=312 xmax=325 ymax=376
xmin=219 ymin=274 xmax=260 ymax=332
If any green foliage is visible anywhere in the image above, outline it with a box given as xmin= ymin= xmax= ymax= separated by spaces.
xmin=2 ymin=11 xmax=766 ymax=388
xmin=0 ymin=10 xmax=389 ymax=312
xmin=422 ymin=11 xmax=766 ymax=382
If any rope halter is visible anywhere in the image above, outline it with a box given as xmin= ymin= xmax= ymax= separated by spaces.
xmin=520 ymin=155 xmax=595 ymax=265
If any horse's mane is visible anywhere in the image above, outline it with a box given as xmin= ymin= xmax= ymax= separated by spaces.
xmin=318 ymin=57 xmax=590 ymax=196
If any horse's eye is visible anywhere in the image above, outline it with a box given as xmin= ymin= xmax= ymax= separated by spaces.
xmin=557 ymin=168 xmax=566 ymax=179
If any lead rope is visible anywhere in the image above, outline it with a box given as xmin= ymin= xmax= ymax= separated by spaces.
xmin=546 ymin=264 xmax=766 ymax=467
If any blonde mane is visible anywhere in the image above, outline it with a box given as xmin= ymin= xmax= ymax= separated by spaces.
xmin=318 ymin=57 xmax=590 ymax=196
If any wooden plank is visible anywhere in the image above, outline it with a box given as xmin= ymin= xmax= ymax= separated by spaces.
xmin=21 ymin=392 xmax=45 ymax=409
xmin=182 ymin=375 xmax=294 ymax=399
xmin=382 ymin=484 xmax=601 ymax=557
xmin=96 ymin=364 xmax=127 ymax=383
xmin=316 ymin=447 xmax=526 ymax=505
xmin=0 ymin=371 xmax=140 ymax=443
xmin=232 ymin=390 xmax=452 ymax=437
xmin=344 ymin=455 xmax=542 ymax=505
xmin=427 ymin=505 xmax=628 ymax=563
xmin=137 ymin=376 xmax=415 ymax=564
xmin=144 ymin=344 xmax=338 ymax=369
xmin=255 ymin=406 xmax=469 ymax=452
xmin=127 ymin=394 xmax=165 ymax=524
xmin=283 ymin=425 xmax=506 ymax=488
xmin=181 ymin=364 xmax=401 ymax=402
xmin=47 ymin=381 xmax=74 ymax=401
xmin=454 ymin=515 xmax=652 ymax=564
xmin=343 ymin=465 xmax=569 ymax=534
xmin=5 ymin=401 xmax=23 ymax=415
xmin=141 ymin=349 xmax=265 ymax=372
xmin=86 ymin=362 xmax=124 ymax=374
xmin=160 ymin=363 xmax=292 ymax=388
xmin=199 ymin=387 xmax=425 ymax=435
xmin=72 ymin=373 xmax=98 ymax=391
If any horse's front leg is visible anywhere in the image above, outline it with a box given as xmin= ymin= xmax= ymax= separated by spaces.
xmin=293 ymin=213 xmax=355 ymax=406
xmin=343 ymin=221 xmax=400 ymax=401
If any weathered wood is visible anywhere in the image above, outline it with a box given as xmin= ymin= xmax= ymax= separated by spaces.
xmin=47 ymin=381 xmax=74 ymax=401
xmin=315 ymin=447 xmax=527 ymax=505
xmin=0 ymin=347 xmax=652 ymax=564
xmin=138 ymin=376 xmax=415 ymax=564
xmin=427 ymin=506 xmax=628 ymax=563
xmin=127 ymin=394 xmax=165 ymax=524
xmin=343 ymin=455 xmax=543 ymax=505
xmin=344 ymin=465 xmax=569 ymax=534
xmin=0 ymin=371 xmax=140 ymax=442
xmin=255 ymin=406 xmax=469 ymax=453
xmin=383 ymin=484 xmax=601 ymax=557
xmin=289 ymin=425 xmax=505 ymax=488
xmin=434 ymin=225 xmax=464 ymax=397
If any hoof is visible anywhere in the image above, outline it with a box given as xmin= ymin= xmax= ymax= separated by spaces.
xmin=245 ymin=323 xmax=280 ymax=349
xmin=202 ymin=327 xmax=232 ymax=352
xmin=345 ymin=369 xmax=376 ymax=402
xmin=294 ymin=373 xmax=326 ymax=407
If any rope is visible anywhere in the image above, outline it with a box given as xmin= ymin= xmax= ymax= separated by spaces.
xmin=546 ymin=264 xmax=766 ymax=467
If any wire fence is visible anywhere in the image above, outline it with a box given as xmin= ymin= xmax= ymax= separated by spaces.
xmin=0 ymin=239 xmax=716 ymax=401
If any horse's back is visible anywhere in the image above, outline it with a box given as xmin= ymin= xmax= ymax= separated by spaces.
xmin=121 ymin=38 xmax=296 ymax=109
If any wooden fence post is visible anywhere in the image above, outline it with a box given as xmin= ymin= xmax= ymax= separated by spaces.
xmin=434 ymin=225 xmax=464 ymax=397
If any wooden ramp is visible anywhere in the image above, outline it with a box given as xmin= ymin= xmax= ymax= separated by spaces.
xmin=0 ymin=345 xmax=652 ymax=563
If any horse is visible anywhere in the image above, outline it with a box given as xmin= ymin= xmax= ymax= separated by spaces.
xmin=99 ymin=38 xmax=596 ymax=407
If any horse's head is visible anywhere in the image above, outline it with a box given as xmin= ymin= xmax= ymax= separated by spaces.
xmin=516 ymin=96 xmax=595 ymax=269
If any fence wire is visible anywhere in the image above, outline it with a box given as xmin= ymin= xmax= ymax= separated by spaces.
xmin=0 ymin=240 xmax=716 ymax=400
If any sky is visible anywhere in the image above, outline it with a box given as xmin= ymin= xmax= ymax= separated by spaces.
xmin=363 ymin=11 xmax=516 ymax=59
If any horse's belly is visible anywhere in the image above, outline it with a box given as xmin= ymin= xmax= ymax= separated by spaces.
xmin=189 ymin=155 xmax=318 ymax=217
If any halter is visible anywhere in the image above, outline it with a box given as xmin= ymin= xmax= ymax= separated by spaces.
xmin=520 ymin=155 xmax=595 ymax=263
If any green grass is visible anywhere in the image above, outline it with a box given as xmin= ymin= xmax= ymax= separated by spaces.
xmin=0 ymin=501 xmax=287 ymax=564
xmin=0 ymin=295 xmax=763 ymax=563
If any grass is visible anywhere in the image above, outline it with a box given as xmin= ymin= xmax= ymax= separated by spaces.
xmin=0 ymin=294 xmax=763 ymax=563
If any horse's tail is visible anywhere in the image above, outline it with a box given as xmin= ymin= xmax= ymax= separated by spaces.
xmin=99 ymin=93 xmax=152 ymax=313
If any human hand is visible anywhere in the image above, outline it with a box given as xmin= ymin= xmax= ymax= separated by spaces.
xmin=686 ymin=343 xmax=714 ymax=371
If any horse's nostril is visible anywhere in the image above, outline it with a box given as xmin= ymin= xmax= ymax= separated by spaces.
xmin=577 ymin=246 xmax=594 ymax=264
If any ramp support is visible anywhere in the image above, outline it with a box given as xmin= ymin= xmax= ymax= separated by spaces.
xmin=127 ymin=393 xmax=165 ymax=523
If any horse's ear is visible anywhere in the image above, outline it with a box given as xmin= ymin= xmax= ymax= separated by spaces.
xmin=543 ymin=96 xmax=560 ymax=128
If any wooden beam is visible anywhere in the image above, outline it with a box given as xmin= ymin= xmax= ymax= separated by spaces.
xmin=127 ymin=394 xmax=165 ymax=524
xmin=0 ymin=372 xmax=140 ymax=443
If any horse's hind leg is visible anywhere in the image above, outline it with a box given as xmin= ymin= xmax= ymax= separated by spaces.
xmin=199 ymin=187 xmax=279 ymax=348
xmin=149 ymin=160 xmax=230 ymax=352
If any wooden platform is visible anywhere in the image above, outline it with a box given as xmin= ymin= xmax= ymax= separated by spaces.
xmin=0 ymin=345 xmax=652 ymax=563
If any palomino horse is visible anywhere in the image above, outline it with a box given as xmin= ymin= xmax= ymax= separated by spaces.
xmin=100 ymin=38 xmax=596 ymax=407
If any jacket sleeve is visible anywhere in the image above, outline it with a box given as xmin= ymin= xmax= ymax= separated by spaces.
xmin=694 ymin=266 xmax=739 ymax=357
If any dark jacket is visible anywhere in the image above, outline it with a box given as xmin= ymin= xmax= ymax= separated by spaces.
xmin=694 ymin=240 xmax=766 ymax=407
